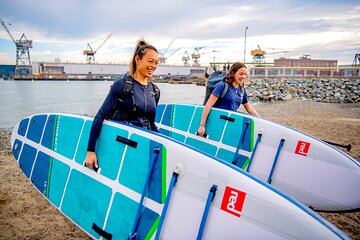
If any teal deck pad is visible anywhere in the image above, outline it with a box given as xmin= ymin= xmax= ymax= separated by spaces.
xmin=95 ymin=124 xmax=129 ymax=180
xmin=61 ymin=170 xmax=112 ymax=237
xmin=54 ymin=115 xmax=84 ymax=160
xmin=104 ymin=192 xmax=141 ymax=239
xmin=119 ymin=133 xmax=152 ymax=193
xmin=155 ymin=104 xmax=165 ymax=123
xmin=221 ymin=114 xmax=244 ymax=148
xmin=12 ymin=139 xmax=22 ymax=160
xmin=189 ymin=107 xmax=205 ymax=135
xmin=27 ymin=115 xmax=47 ymax=143
xmin=17 ymin=118 xmax=29 ymax=136
xmin=31 ymin=151 xmax=51 ymax=196
xmin=41 ymin=115 xmax=57 ymax=150
xmin=216 ymin=148 xmax=236 ymax=164
xmin=74 ymin=120 xmax=92 ymax=165
xmin=185 ymin=137 xmax=217 ymax=156
xmin=203 ymin=109 xmax=228 ymax=142
xmin=119 ymin=134 xmax=165 ymax=203
xmin=48 ymin=158 xmax=70 ymax=207
xmin=222 ymin=114 xmax=254 ymax=151
xmin=169 ymin=105 xmax=195 ymax=131
xmin=161 ymin=105 xmax=174 ymax=127
xmin=19 ymin=143 xmax=37 ymax=178
xmin=159 ymin=128 xmax=186 ymax=143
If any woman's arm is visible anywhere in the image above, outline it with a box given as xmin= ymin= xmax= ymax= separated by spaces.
xmin=85 ymin=78 xmax=124 ymax=169
xmin=243 ymin=102 xmax=260 ymax=117
xmin=197 ymin=94 xmax=218 ymax=136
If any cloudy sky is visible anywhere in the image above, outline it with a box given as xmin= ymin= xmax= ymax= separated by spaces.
xmin=0 ymin=0 xmax=359 ymax=66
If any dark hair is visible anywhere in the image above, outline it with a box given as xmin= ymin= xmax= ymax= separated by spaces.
xmin=225 ymin=62 xmax=247 ymax=87
xmin=129 ymin=38 xmax=158 ymax=75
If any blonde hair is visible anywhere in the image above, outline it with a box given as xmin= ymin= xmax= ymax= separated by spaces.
xmin=129 ymin=38 xmax=158 ymax=75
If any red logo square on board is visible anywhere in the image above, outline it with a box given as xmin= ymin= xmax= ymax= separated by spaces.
xmin=220 ymin=186 xmax=246 ymax=218
xmin=295 ymin=141 xmax=311 ymax=156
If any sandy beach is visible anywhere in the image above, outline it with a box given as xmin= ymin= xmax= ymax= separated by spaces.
xmin=1 ymin=100 xmax=359 ymax=239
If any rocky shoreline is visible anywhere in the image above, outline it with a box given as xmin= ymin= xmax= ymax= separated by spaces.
xmin=247 ymin=78 xmax=360 ymax=103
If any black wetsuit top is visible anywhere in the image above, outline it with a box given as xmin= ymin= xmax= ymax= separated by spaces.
xmin=87 ymin=76 xmax=159 ymax=152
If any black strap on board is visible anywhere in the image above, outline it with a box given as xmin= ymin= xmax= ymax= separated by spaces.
xmin=92 ymin=223 xmax=113 ymax=240
xmin=220 ymin=115 xmax=235 ymax=122
xmin=116 ymin=135 xmax=138 ymax=148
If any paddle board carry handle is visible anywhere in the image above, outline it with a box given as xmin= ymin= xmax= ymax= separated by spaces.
xmin=116 ymin=135 xmax=138 ymax=148
xmin=219 ymin=114 xmax=235 ymax=122
xmin=267 ymin=138 xmax=285 ymax=184
xmin=129 ymin=147 xmax=160 ymax=239
xmin=322 ymin=140 xmax=352 ymax=152
xmin=246 ymin=129 xmax=263 ymax=172
xmin=232 ymin=120 xmax=250 ymax=166
xmin=83 ymin=161 xmax=101 ymax=173
xmin=196 ymin=131 xmax=208 ymax=138
xmin=197 ymin=184 xmax=218 ymax=240
xmin=92 ymin=222 xmax=113 ymax=240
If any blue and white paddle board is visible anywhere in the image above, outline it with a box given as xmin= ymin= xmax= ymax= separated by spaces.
xmin=11 ymin=113 xmax=349 ymax=239
xmin=155 ymin=104 xmax=360 ymax=212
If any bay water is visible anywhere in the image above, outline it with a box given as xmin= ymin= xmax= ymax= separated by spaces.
xmin=0 ymin=80 xmax=205 ymax=130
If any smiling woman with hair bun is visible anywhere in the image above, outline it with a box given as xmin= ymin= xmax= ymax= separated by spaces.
xmin=84 ymin=38 xmax=160 ymax=170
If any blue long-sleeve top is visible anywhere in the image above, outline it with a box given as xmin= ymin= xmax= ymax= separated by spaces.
xmin=87 ymin=76 xmax=159 ymax=152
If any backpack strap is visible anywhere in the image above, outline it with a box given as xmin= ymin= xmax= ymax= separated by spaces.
xmin=120 ymin=76 xmax=136 ymax=112
xmin=219 ymin=82 xmax=229 ymax=99
xmin=150 ymin=82 xmax=160 ymax=105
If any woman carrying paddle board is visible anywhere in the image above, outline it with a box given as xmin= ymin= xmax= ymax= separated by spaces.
xmin=85 ymin=38 xmax=160 ymax=170
xmin=198 ymin=62 xmax=259 ymax=136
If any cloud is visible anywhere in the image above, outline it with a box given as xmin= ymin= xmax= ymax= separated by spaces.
xmin=0 ymin=0 xmax=359 ymax=65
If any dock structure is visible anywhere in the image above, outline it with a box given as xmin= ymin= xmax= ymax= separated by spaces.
xmin=11 ymin=62 xmax=207 ymax=81
xmin=210 ymin=59 xmax=360 ymax=78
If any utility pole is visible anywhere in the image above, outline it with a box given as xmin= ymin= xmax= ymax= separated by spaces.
xmin=243 ymin=26 xmax=248 ymax=63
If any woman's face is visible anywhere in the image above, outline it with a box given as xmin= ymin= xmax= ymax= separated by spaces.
xmin=234 ymin=67 xmax=247 ymax=85
xmin=136 ymin=49 xmax=159 ymax=78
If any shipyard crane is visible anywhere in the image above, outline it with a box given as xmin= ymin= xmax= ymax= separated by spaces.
xmin=83 ymin=32 xmax=112 ymax=64
xmin=159 ymin=39 xmax=181 ymax=65
xmin=0 ymin=17 xmax=33 ymax=76
xmin=182 ymin=51 xmax=190 ymax=66
xmin=251 ymin=45 xmax=291 ymax=64
xmin=191 ymin=46 xmax=205 ymax=66
xmin=159 ymin=47 xmax=182 ymax=65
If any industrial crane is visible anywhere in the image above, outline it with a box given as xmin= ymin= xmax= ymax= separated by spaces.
xmin=159 ymin=39 xmax=182 ymax=65
xmin=0 ymin=17 xmax=33 ymax=76
xmin=182 ymin=51 xmax=190 ymax=66
xmin=83 ymin=32 xmax=112 ymax=64
xmin=191 ymin=46 xmax=205 ymax=66
xmin=159 ymin=47 xmax=182 ymax=65
xmin=251 ymin=45 xmax=290 ymax=64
